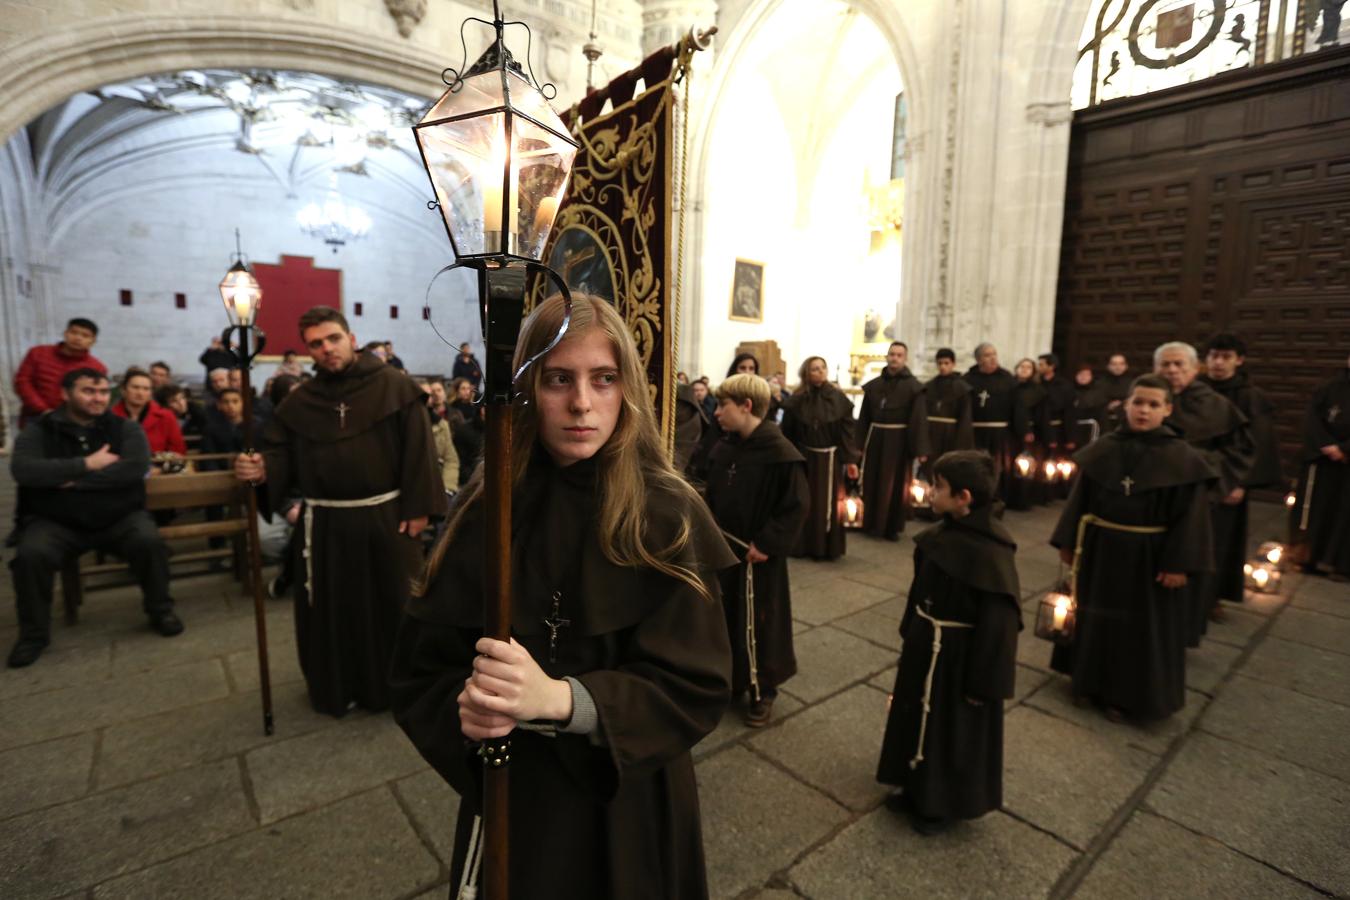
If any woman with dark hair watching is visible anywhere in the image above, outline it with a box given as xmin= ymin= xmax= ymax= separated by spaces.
xmin=780 ymin=356 xmax=860 ymax=560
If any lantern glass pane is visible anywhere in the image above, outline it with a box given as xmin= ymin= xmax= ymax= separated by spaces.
xmin=512 ymin=115 xmax=577 ymax=261
xmin=416 ymin=111 xmax=511 ymax=256
xmin=423 ymin=71 xmax=507 ymax=123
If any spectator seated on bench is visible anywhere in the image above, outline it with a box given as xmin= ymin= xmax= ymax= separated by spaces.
xmin=7 ymin=368 xmax=184 ymax=669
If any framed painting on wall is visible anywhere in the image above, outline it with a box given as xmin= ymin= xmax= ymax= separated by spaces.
xmin=729 ymin=258 xmax=765 ymax=323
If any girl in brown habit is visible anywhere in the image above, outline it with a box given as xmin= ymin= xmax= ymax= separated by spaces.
xmin=390 ymin=294 xmax=735 ymax=900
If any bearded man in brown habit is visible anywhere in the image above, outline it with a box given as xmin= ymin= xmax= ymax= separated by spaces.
xmin=234 ymin=306 xmax=445 ymax=716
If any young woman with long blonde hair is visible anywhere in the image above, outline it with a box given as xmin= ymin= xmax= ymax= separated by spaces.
xmin=390 ymin=294 xmax=735 ymax=900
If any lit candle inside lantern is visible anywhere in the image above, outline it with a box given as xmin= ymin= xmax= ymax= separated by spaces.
xmin=1285 ymin=492 xmax=1296 ymax=508
xmin=1244 ymin=563 xmax=1254 ymax=576
xmin=1052 ymin=595 xmax=1070 ymax=631
xmin=1016 ymin=454 xmax=1033 ymax=476
xmin=534 ymin=195 xmax=560 ymax=233
xmin=1266 ymin=545 xmax=1282 ymax=565
xmin=481 ymin=127 xmax=518 ymax=236
xmin=845 ymin=497 xmax=858 ymax=520
xmin=1044 ymin=460 xmax=1058 ymax=481
xmin=911 ymin=481 xmax=927 ymax=504
xmin=1057 ymin=460 xmax=1074 ymax=478
xmin=1253 ymin=567 xmax=1270 ymax=588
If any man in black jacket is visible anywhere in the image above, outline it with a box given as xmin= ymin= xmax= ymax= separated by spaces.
xmin=451 ymin=342 xmax=483 ymax=390
xmin=8 ymin=368 xmax=183 ymax=668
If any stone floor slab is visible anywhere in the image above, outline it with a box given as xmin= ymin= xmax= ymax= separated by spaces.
xmin=108 ymin=608 xmax=285 ymax=678
xmin=694 ymin=693 xmax=805 ymax=762
xmin=1269 ymin=606 xmax=1350 ymax=656
xmin=1017 ymin=557 xmax=1064 ymax=595
xmin=244 ymin=713 xmax=428 ymax=824
xmin=0 ymin=732 xmax=94 ymax=820
xmin=1146 ymin=733 xmax=1350 ymax=896
xmin=1199 ymin=674 xmax=1350 ymax=782
xmin=697 ymin=746 xmax=849 ymax=900
xmin=1184 ymin=638 xmax=1242 ymax=696
xmin=1003 ymin=706 xmax=1156 ymax=850
xmin=789 ymin=809 xmax=1076 ymax=900
xmin=0 ymin=643 xmax=111 ymax=702
xmin=97 ymin=683 xmax=335 ymax=788
xmin=1073 ymin=810 xmax=1322 ymax=900
xmin=791 ymin=578 xmax=896 ymax=626
xmin=1203 ymin=605 xmax=1268 ymax=649
xmin=1025 ymin=677 xmax=1207 ymax=756
xmin=224 ymin=627 xmax=305 ymax=693
xmin=0 ymin=658 xmax=230 ymax=752
xmin=830 ymin=605 xmax=901 ymax=652
xmin=1015 ymin=624 xmax=1055 ymax=673
xmin=1240 ymin=635 xmax=1350 ymax=707
xmin=1010 ymin=665 xmax=1053 ymax=708
xmin=0 ymin=759 xmax=254 ymax=900
xmin=92 ymin=788 xmax=441 ymax=900
xmin=869 ymin=665 xmax=896 ymax=693
xmin=750 ymin=683 xmax=891 ymax=812
xmin=392 ymin=768 xmax=461 ymax=868
xmin=786 ymin=626 xmax=896 ymax=704
xmin=1289 ymin=577 xmax=1350 ymax=620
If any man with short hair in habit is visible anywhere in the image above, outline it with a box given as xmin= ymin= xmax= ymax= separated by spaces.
xmin=234 ymin=306 xmax=446 ymax=716
xmin=1036 ymin=353 xmax=1077 ymax=464
xmin=706 ymin=373 xmax=809 ymax=727
xmin=1198 ymin=333 xmax=1282 ymax=608
xmin=1155 ymin=342 xmax=1254 ymax=643
xmin=1291 ymin=353 xmax=1350 ymax=579
xmin=14 ymin=318 xmax=106 ymax=428
xmin=962 ymin=343 xmax=1019 ymax=500
xmin=8 ymin=368 xmax=183 ymax=667
xmin=452 ymin=341 xmax=483 ymax=390
xmin=924 ymin=348 xmax=974 ymax=466
xmin=858 ymin=341 xmax=930 ymax=540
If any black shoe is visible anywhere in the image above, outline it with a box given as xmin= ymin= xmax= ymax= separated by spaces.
xmin=883 ymin=790 xmax=911 ymax=814
xmin=150 ymin=611 xmax=185 ymax=637
xmin=7 ymin=639 xmax=47 ymax=668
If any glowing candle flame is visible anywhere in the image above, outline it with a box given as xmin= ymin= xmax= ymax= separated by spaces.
xmin=1052 ymin=594 xmax=1070 ymax=630
xmin=1266 ymin=546 xmax=1282 ymax=564
xmin=1016 ymin=455 xmax=1033 ymax=476
xmin=1057 ymin=460 xmax=1074 ymax=478
xmin=1253 ymin=567 xmax=1270 ymax=588
xmin=1044 ymin=461 xmax=1058 ymax=480
xmin=845 ymin=497 xmax=858 ymax=521
xmin=1285 ymin=492 xmax=1296 ymax=508
xmin=911 ymin=482 xmax=927 ymax=504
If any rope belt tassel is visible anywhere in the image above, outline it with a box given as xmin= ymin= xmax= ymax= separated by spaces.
xmin=907 ymin=606 xmax=973 ymax=771
xmin=802 ymin=445 xmax=838 ymax=535
xmin=721 ymin=530 xmax=762 ymax=704
xmin=302 ymin=488 xmax=402 ymax=605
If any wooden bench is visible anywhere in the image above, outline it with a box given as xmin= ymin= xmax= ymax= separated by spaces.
xmin=59 ymin=468 xmax=253 ymax=625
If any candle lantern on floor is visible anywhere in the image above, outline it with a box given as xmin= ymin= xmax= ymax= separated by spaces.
xmin=1244 ymin=561 xmax=1282 ymax=593
xmin=1256 ymin=541 xmax=1286 ymax=569
xmin=1056 ymin=459 xmax=1075 ymax=480
xmin=1015 ymin=452 xmax=1034 ymax=478
xmin=1034 ymin=588 xmax=1076 ymax=644
xmin=909 ymin=475 xmax=931 ymax=510
xmin=1042 ymin=459 xmax=1059 ymax=483
xmin=841 ymin=489 xmax=864 ymax=529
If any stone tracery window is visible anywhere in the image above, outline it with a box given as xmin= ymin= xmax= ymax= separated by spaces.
xmin=1071 ymin=0 xmax=1349 ymax=109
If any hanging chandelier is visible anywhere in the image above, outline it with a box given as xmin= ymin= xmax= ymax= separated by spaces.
xmin=296 ymin=181 xmax=372 ymax=252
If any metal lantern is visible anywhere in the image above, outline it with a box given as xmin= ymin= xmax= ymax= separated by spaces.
xmin=1042 ymin=459 xmax=1059 ymax=483
xmin=1034 ymin=589 xmax=1076 ymax=644
xmin=413 ymin=6 xmax=579 ymax=263
xmin=1056 ymin=459 xmax=1076 ymax=480
xmin=1244 ymin=561 xmax=1282 ymax=593
xmin=1015 ymin=452 xmax=1035 ymax=478
xmin=1256 ymin=541 xmax=1286 ymax=569
xmin=219 ymin=229 xmax=262 ymax=327
xmin=841 ymin=490 xmax=864 ymax=529
xmin=909 ymin=475 xmax=932 ymax=509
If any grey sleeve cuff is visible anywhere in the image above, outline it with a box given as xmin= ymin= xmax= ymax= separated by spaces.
xmin=560 ymin=676 xmax=599 ymax=735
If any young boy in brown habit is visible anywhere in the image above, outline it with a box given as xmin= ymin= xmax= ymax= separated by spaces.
xmin=876 ymin=450 xmax=1021 ymax=835
xmin=705 ymin=373 xmax=809 ymax=726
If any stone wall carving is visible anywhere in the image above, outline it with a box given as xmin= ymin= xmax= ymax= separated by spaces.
xmin=383 ymin=0 xmax=427 ymax=38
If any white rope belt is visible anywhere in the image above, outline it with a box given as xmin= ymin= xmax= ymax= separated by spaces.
xmin=908 ymin=605 xmax=974 ymax=771
xmin=859 ymin=423 xmax=907 ymax=491
xmin=1300 ymin=464 xmax=1317 ymax=532
xmin=302 ymin=488 xmax=401 ymax=605
xmin=721 ymin=530 xmax=762 ymax=703
xmin=973 ymin=421 xmax=1009 ymax=428
xmin=802 ymin=445 xmax=837 ymax=535
xmin=928 ymin=416 xmax=958 ymax=425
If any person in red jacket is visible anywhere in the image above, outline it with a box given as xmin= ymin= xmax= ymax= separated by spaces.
xmin=112 ymin=367 xmax=187 ymax=458
xmin=14 ymin=318 xmax=106 ymax=427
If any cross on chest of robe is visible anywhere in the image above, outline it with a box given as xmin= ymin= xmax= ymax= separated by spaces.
xmin=978 ymin=390 xmax=990 ymax=407
xmin=1121 ymin=475 xmax=1134 ymax=496
xmin=542 ymin=591 xmax=571 ymax=663
xmin=1331 ymin=404 xmax=1342 ymax=423
xmin=336 ymin=402 xmax=350 ymax=428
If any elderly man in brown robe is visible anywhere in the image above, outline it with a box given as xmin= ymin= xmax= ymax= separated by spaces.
xmin=235 ymin=306 xmax=445 ymax=716
xmin=1155 ymin=341 xmax=1254 ymax=645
